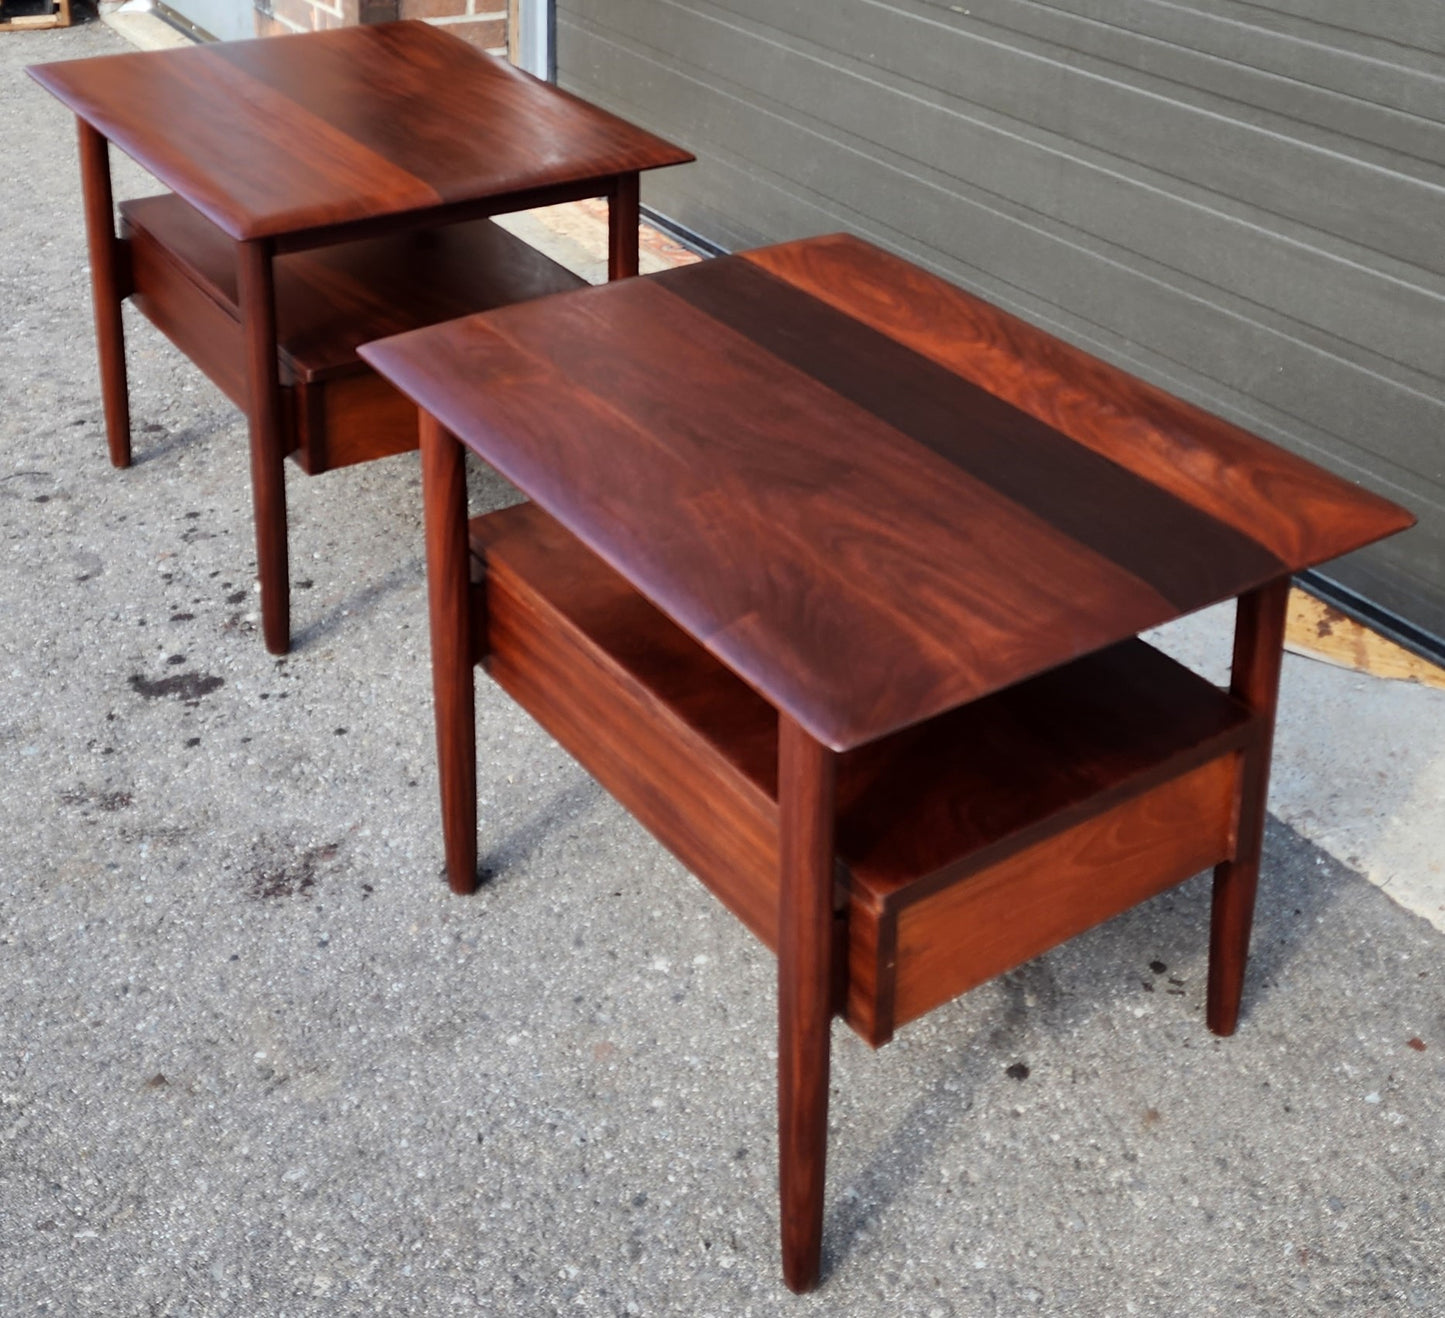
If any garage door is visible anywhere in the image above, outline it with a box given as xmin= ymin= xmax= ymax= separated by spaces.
xmin=556 ymin=0 xmax=1445 ymax=653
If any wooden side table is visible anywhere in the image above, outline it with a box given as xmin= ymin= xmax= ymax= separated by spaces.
xmin=359 ymin=235 xmax=1414 ymax=1291
xmin=29 ymin=22 xmax=691 ymax=653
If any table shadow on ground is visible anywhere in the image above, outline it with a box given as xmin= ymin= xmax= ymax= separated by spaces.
xmin=476 ymin=774 xmax=608 ymax=887
xmin=288 ymin=556 xmax=425 ymax=651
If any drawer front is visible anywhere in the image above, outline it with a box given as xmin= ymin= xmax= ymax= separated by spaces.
xmin=855 ymin=752 xmax=1241 ymax=1042
xmin=299 ymin=373 xmax=420 ymax=475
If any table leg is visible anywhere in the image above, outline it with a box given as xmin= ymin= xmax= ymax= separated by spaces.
xmin=608 ymin=173 xmax=640 ymax=281
xmin=777 ymin=715 xmax=837 ymax=1293
xmin=420 ymin=411 xmax=479 ymax=895
xmin=76 ymin=121 xmax=131 ymax=469
xmin=236 ymin=239 xmax=290 ymax=656
xmin=1208 ymin=575 xmax=1290 ymax=1036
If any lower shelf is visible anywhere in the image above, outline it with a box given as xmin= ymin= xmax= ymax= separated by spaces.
xmin=470 ymin=501 xmax=1256 ymax=1045
xmin=119 ymin=194 xmax=586 ymax=474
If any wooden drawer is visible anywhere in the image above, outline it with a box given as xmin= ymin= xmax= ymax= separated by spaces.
xmin=863 ymin=755 xmax=1240 ymax=1038
xmin=469 ymin=502 xmax=1256 ymax=1046
xmin=119 ymin=195 xmax=586 ymax=474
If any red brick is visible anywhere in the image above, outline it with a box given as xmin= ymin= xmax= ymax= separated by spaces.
xmin=399 ymin=0 xmax=467 ymax=18
xmin=433 ymin=16 xmax=506 ymax=50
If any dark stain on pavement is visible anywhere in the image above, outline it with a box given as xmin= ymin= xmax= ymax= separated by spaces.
xmin=59 ymin=787 xmax=134 ymax=811
xmin=128 ymin=672 xmax=224 ymax=702
xmin=249 ymin=842 xmax=341 ymax=901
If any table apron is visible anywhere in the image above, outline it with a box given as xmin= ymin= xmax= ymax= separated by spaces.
xmin=269 ymin=176 xmax=637 ymax=256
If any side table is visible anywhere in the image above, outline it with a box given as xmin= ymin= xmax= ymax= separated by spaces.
xmin=29 ymin=22 xmax=691 ymax=652
xmin=359 ymin=235 xmax=1414 ymax=1290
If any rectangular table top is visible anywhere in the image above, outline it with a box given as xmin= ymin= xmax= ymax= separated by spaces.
xmin=29 ymin=21 xmax=692 ymax=244
xmin=360 ymin=234 xmax=1413 ymax=752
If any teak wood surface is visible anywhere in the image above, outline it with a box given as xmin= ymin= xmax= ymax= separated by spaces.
xmin=364 ymin=234 xmax=1413 ymax=1292
xmin=28 ymin=23 xmax=692 ymax=653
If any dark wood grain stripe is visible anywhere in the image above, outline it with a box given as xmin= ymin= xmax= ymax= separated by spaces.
xmin=742 ymin=236 xmax=1412 ymax=572
xmin=657 ymin=257 xmax=1285 ymax=612
xmin=210 ymin=24 xmax=685 ymax=207
xmin=208 ymin=27 xmax=452 ymax=196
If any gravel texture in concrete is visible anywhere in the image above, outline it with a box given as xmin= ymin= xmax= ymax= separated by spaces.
xmin=3 ymin=24 xmax=1443 ymax=1316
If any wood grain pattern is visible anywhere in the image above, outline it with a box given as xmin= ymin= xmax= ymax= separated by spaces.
xmin=376 ymin=237 xmax=1415 ymax=1290
xmin=1285 ymin=588 xmax=1445 ymax=689
xmin=362 ymin=281 xmax=1164 ymax=750
xmin=29 ymin=23 xmax=692 ymax=243
xmin=361 ymin=243 xmax=1409 ymax=750
xmin=659 ymin=257 xmax=1284 ymax=613
xmin=889 ymin=754 xmax=1240 ymax=1032
xmin=120 ymin=194 xmax=586 ymax=477
xmin=835 ymin=640 xmax=1253 ymax=908
xmin=37 ymin=22 xmax=684 ymax=657
xmin=464 ymin=501 xmax=1262 ymax=1041
xmin=741 ymin=236 xmax=1414 ymax=573
xmin=124 ymin=209 xmax=249 ymax=408
xmin=302 ymin=374 xmax=420 ymax=475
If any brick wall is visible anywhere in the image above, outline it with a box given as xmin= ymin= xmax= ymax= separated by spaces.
xmin=255 ymin=0 xmax=508 ymax=56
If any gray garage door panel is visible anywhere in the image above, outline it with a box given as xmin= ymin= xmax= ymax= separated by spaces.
xmin=575 ymin=0 xmax=1445 ymax=270
xmin=960 ymin=0 xmax=1445 ymax=119
xmin=559 ymin=0 xmax=1445 ymax=645
xmin=574 ymin=0 xmax=1445 ymax=380
xmin=569 ymin=23 xmax=1444 ymax=466
xmin=1242 ymin=0 xmax=1445 ymax=55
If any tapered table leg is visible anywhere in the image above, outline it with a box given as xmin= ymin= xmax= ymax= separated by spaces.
xmin=236 ymin=238 xmax=290 ymax=656
xmin=777 ymin=715 xmax=837 ymax=1293
xmin=420 ymin=411 xmax=479 ymax=895
xmin=1208 ymin=575 xmax=1291 ymax=1036
xmin=608 ymin=172 xmax=640 ymax=281
xmin=76 ymin=121 xmax=131 ymax=469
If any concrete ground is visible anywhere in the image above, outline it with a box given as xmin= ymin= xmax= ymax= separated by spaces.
xmin=3 ymin=19 xmax=1443 ymax=1317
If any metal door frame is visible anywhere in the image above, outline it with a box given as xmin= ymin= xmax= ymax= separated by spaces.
xmin=513 ymin=0 xmax=553 ymax=79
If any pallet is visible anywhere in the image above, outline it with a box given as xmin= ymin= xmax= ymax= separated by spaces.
xmin=0 ymin=0 xmax=72 ymax=31
xmin=1285 ymin=587 xmax=1445 ymax=689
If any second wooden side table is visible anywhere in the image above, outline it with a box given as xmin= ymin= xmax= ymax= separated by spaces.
xmin=29 ymin=21 xmax=691 ymax=652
